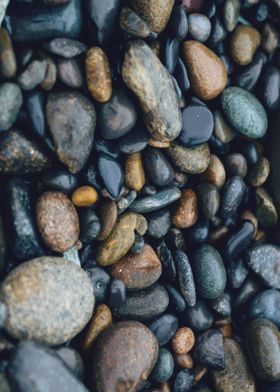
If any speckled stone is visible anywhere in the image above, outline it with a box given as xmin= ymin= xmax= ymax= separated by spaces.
xmin=0 ymin=129 xmax=51 ymax=174
xmin=231 ymin=25 xmax=261 ymax=66
xmin=129 ymin=0 xmax=174 ymax=33
xmin=82 ymin=304 xmax=112 ymax=352
xmin=122 ymin=40 xmax=181 ymax=141
xmin=120 ymin=7 xmax=154 ymax=38
xmin=43 ymin=37 xmax=87 ymax=58
xmin=36 ymin=191 xmax=79 ymax=253
xmin=0 ymin=28 xmax=17 ymax=79
xmin=0 ymin=83 xmax=22 ymax=131
xmin=247 ymin=244 xmax=280 ymax=288
xmin=86 ymin=47 xmax=112 ymax=103
xmin=152 ymin=347 xmax=174 ymax=383
xmin=110 ymin=244 xmax=162 ymax=290
xmin=255 ymin=187 xmax=278 ymax=228
xmin=125 ymin=152 xmax=145 ymax=191
xmin=92 ymin=321 xmax=158 ymax=392
xmin=222 ymin=87 xmax=268 ymax=139
xmin=182 ymin=41 xmax=227 ymax=100
xmin=130 ymin=187 xmax=181 ymax=213
xmin=167 ymin=143 xmax=210 ymax=174
xmin=245 ymin=319 xmax=280 ymax=381
xmin=46 ymin=91 xmax=96 ymax=173
xmin=212 ymin=338 xmax=256 ymax=392
xmin=223 ymin=0 xmax=240 ymax=32
xmin=175 ymin=250 xmax=196 ymax=307
xmin=172 ymin=327 xmax=195 ymax=355
xmin=95 ymin=212 xmax=139 ymax=266
xmin=1 ymin=257 xmax=94 ymax=346
xmin=199 ymin=154 xmax=226 ymax=188
xmin=97 ymin=200 xmax=118 ymax=241
xmin=172 ymin=189 xmax=198 ymax=229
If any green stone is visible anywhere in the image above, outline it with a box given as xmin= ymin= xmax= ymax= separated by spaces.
xmin=152 ymin=347 xmax=174 ymax=383
xmin=221 ymin=87 xmax=267 ymax=139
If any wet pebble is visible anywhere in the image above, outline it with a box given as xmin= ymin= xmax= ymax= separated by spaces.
xmin=58 ymin=58 xmax=84 ymax=88
xmin=125 ymin=152 xmax=145 ymax=192
xmin=236 ymin=51 xmax=266 ymax=91
xmin=172 ymin=189 xmax=198 ymax=229
xmin=98 ymin=154 xmax=124 ymax=199
xmin=169 ymin=6 xmax=188 ymax=40
xmin=219 ymin=176 xmax=246 ymax=221
xmin=225 ymin=153 xmax=248 ymax=178
xmin=116 ymin=123 xmax=148 ymax=154
xmin=194 ymin=329 xmax=225 ymax=370
xmin=149 ymin=314 xmax=178 ymax=346
xmin=161 ymin=37 xmax=179 ymax=74
xmin=200 ymin=154 xmax=226 ymax=188
xmin=184 ymin=300 xmax=213 ymax=332
xmin=167 ymin=143 xmax=210 ymax=174
xmin=79 ymin=208 xmax=100 ymax=243
xmin=173 ymin=369 xmax=195 ymax=392
xmin=165 ymin=284 xmax=186 ymax=313
xmin=120 ymin=7 xmax=155 ymax=39
xmin=223 ymin=0 xmax=240 ymax=32
xmin=188 ymin=13 xmax=211 ymax=42
xmin=130 ymin=186 xmax=181 ymax=213
xmin=96 ymin=200 xmax=117 ymax=240
xmin=248 ymin=157 xmax=270 ymax=187
xmin=172 ymin=327 xmax=195 ymax=355
xmin=261 ymin=66 xmax=280 ymax=111
xmin=227 ymin=258 xmax=249 ymax=289
xmin=108 ymin=279 xmax=126 ymax=308
xmin=72 ymin=186 xmax=98 ymax=207
xmin=143 ymin=147 xmax=174 ymax=187
xmin=214 ymin=111 xmax=236 ymax=144
xmin=255 ymin=187 xmax=278 ymax=229
xmin=0 ymin=83 xmax=22 ymax=131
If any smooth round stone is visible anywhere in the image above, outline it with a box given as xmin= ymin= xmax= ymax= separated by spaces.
xmin=236 ymin=51 xmax=266 ymax=91
xmin=72 ymin=186 xmax=98 ymax=207
xmin=149 ymin=314 xmax=178 ymax=346
xmin=110 ymin=244 xmax=162 ymax=291
xmin=187 ymin=218 xmax=209 ymax=244
xmin=143 ymin=147 xmax=174 ymax=187
xmin=175 ymin=250 xmax=196 ymax=306
xmin=194 ymin=329 xmax=225 ymax=370
xmin=182 ymin=41 xmax=227 ymax=101
xmin=165 ymin=284 xmax=186 ymax=313
xmin=225 ymin=153 xmax=248 ymax=178
xmin=169 ymin=6 xmax=188 ymax=40
xmin=2 ymin=257 xmax=94 ymax=346
xmin=43 ymin=37 xmax=87 ymax=58
xmin=56 ymin=347 xmax=84 ymax=379
xmin=223 ymin=0 xmax=240 ymax=32
xmin=248 ymin=289 xmax=280 ymax=327
xmin=129 ymin=0 xmax=175 ymax=33
xmin=79 ymin=208 xmax=100 ymax=243
xmin=0 ymin=83 xmax=22 ymax=131
xmin=122 ymin=40 xmax=182 ymax=142
xmin=98 ymin=153 xmax=124 ymax=199
xmin=152 ymin=348 xmax=174 ymax=383
xmin=36 ymin=191 xmax=79 ymax=253
xmin=115 ymin=283 xmax=169 ymax=321
xmin=162 ymin=36 xmax=179 ymax=74
xmin=130 ymin=187 xmax=181 ymax=213
xmin=116 ymin=123 xmax=148 ymax=154
xmin=222 ymin=87 xmax=268 ymax=139
xmin=6 ymin=0 xmax=82 ymax=42
xmin=184 ymin=299 xmax=213 ymax=332
xmin=193 ymin=244 xmax=226 ymax=300
xmin=172 ymin=189 xmax=198 ymax=229
xmin=92 ymin=321 xmax=158 ymax=392
xmin=125 ymin=152 xmax=145 ymax=192
xmin=247 ymin=244 xmax=280 ymax=289
xmin=0 ymin=28 xmax=17 ymax=79
xmin=108 ymin=279 xmax=126 ymax=308
xmin=147 ymin=209 xmax=171 ymax=238
xmin=46 ymin=91 xmax=96 ymax=173
xmin=18 ymin=59 xmax=47 ymax=90
xmin=40 ymin=170 xmax=78 ymax=194
xmin=86 ymin=267 xmax=111 ymax=303
xmin=58 ymin=58 xmax=83 ymax=88
xmin=197 ymin=183 xmax=220 ymax=219
xmin=212 ymin=338 xmax=256 ymax=392
xmin=245 ymin=319 xmax=280 ymax=381
xmin=230 ymin=25 xmax=261 ymax=65
xmin=179 ymin=105 xmax=214 ymax=147
xmin=227 ymin=258 xmax=249 ymax=289
xmin=167 ymin=143 xmax=210 ymax=174
xmin=120 ymin=7 xmax=155 ymax=39
xmin=8 ymin=342 xmax=89 ymax=392
xmin=200 ymin=154 xmax=226 ymax=188
xmin=214 ymin=111 xmax=236 ymax=144
xmin=262 ymin=66 xmax=280 ymax=111
xmin=173 ymin=369 xmax=195 ymax=392
xmin=219 ymin=176 xmax=246 ymax=220
xmin=188 ymin=13 xmax=211 ymax=42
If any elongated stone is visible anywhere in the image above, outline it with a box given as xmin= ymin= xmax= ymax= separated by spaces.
xmin=130 ymin=187 xmax=181 ymax=213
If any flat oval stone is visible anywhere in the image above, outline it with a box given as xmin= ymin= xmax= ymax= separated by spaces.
xmin=130 ymin=187 xmax=181 ymax=213
xmin=0 ymin=129 xmax=51 ymax=174
xmin=18 ymin=59 xmax=47 ymax=91
xmin=1 ymin=257 xmax=94 ymax=346
xmin=143 ymin=147 xmax=174 ymax=187
xmin=8 ymin=341 xmax=89 ymax=392
xmin=200 ymin=154 xmax=226 ymax=188
xmin=125 ymin=152 xmax=145 ymax=192
xmin=182 ymin=40 xmax=227 ymax=101
xmin=122 ymin=40 xmax=181 ymax=141
xmin=236 ymin=51 xmax=266 ymax=91
xmin=110 ymin=244 xmax=162 ymax=290
xmin=98 ymin=154 xmax=124 ymax=199
xmin=115 ymin=284 xmax=169 ymax=321
xmin=221 ymin=87 xmax=268 ymax=139
xmin=245 ymin=319 xmax=280 ymax=381
xmin=58 ymin=58 xmax=83 ymax=88
xmin=0 ymin=83 xmax=22 ymax=131
xmin=188 ymin=13 xmax=211 ymax=42
xmin=36 ymin=191 xmax=79 ymax=253
xmin=167 ymin=142 xmax=210 ymax=174
xmin=174 ymin=369 xmax=195 ymax=392
xmin=149 ymin=314 xmax=178 ymax=346
xmin=92 ymin=321 xmax=158 ymax=392
xmin=248 ymin=289 xmax=280 ymax=327
xmin=230 ymin=25 xmax=261 ymax=66
xmin=212 ymin=338 xmax=256 ymax=392
xmin=129 ymin=0 xmax=175 ymax=33
xmin=193 ymin=244 xmax=226 ymax=300
xmin=43 ymin=37 xmax=87 ymax=58
xmin=247 ymin=244 xmax=280 ymax=289
xmin=197 ymin=183 xmax=220 ymax=219
xmin=179 ymin=105 xmax=214 ymax=147
xmin=46 ymin=91 xmax=96 ymax=173
xmin=40 ymin=170 xmax=78 ymax=194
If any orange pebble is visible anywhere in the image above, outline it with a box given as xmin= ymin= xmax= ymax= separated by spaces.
xmin=172 ymin=327 xmax=195 ymax=355
xmin=72 ymin=186 xmax=98 ymax=207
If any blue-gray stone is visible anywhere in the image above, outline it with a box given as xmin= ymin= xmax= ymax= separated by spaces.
xmin=221 ymin=87 xmax=268 ymax=139
xmin=130 ymin=187 xmax=181 ymax=213
xmin=149 ymin=314 xmax=178 ymax=346
xmin=0 ymin=83 xmax=22 ymax=131
xmin=248 ymin=289 xmax=280 ymax=327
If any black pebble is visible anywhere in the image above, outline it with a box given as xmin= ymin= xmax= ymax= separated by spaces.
xmin=184 ymin=299 xmax=213 ymax=332
xmin=108 ymin=279 xmax=126 ymax=308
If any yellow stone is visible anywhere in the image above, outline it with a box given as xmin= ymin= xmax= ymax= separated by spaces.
xmin=71 ymin=186 xmax=98 ymax=207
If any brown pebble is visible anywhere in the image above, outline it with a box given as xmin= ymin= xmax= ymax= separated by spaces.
xmin=182 ymin=40 xmax=227 ymax=100
xmin=220 ymin=324 xmax=233 ymax=338
xmin=172 ymin=189 xmax=198 ymax=229
xmin=172 ymin=327 xmax=195 ymax=355
xmin=41 ymin=56 xmax=57 ymax=91
xmin=81 ymin=304 xmax=112 ymax=353
xmin=160 ymin=382 xmax=172 ymax=392
xmin=167 ymin=143 xmax=210 ymax=175
xmin=110 ymin=244 xmax=162 ymax=290
xmin=209 ymin=226 xmax=230 ymax=245
xmin=195 ymin=366 xmax=208 ymax=383
xmin=97 ymin=200 xmax=118 ymax=241
xmin=71 ymin=186 xmax=98 ymax=207
xmin=0 ymin=28 xmax=17 ymax=79
xmin=86 ymin=47 xmax=112 ymax=103
xmin=175 ymin=353 xmax=194 ymax=369
xmin=248 ymin=157 xmax=270 ymax=187
xmin=36 ymin=191 xmax=79 ymax=253
xmin=230 ymin=25 xmax=261 ymax=65
xmin=200 ymin=154 xmax=226 ymax=188
xmin=125 ymin=152 xmax=145 ymax=192
xmin=148 ymin=138 xmax=171 ymax=148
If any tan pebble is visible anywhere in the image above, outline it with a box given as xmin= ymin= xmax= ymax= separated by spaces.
xmin=172 ymin=189 xmax=198 ymax=229
xmin=248 ymin=157 xmax=270 ymax=187
xmin=135 ymin=213 xmax=148 ymax=235
xmin=71 ymin=186 xmax=98 ymax=207
xmin=220 ymin=324 xmax=233 ymax=338
xmin=148 ymin=138 xmax=171 ymax=148
xmin=241 ymin=210 xmax=258 ymax=238
xmin=195 ymin=366 xmax=208 ymax=383
xmin=254 ymin=229 xmax=266 ymax=243
xmin=86 ymin=47 xmax=112 ymax=103
xmin=125 ymin=152 xmax=145 ymax=191
xmin=41 ymin=56 xmax=57 ymax=91
xmin=160 ymin=381 xmax=172 ymax=392
xmin=175 ymin=353 xmax=194 ymax=369
xmin=0 ymin=28 xmax=17 ymax=78
xmin=81 ymin=304 xmax=112 ymax=353
xmin=230 ymin=25 xmax=261 ymax=65
xmin=97 ymin=200 xmax=118 ymax=241
xmin=182 ymin=40 xmax=227 ymax=100
xmin=200 ymin=154 xmax=226 ymax=188
xmin=172 ymin=327 xmax=195 ymax=355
